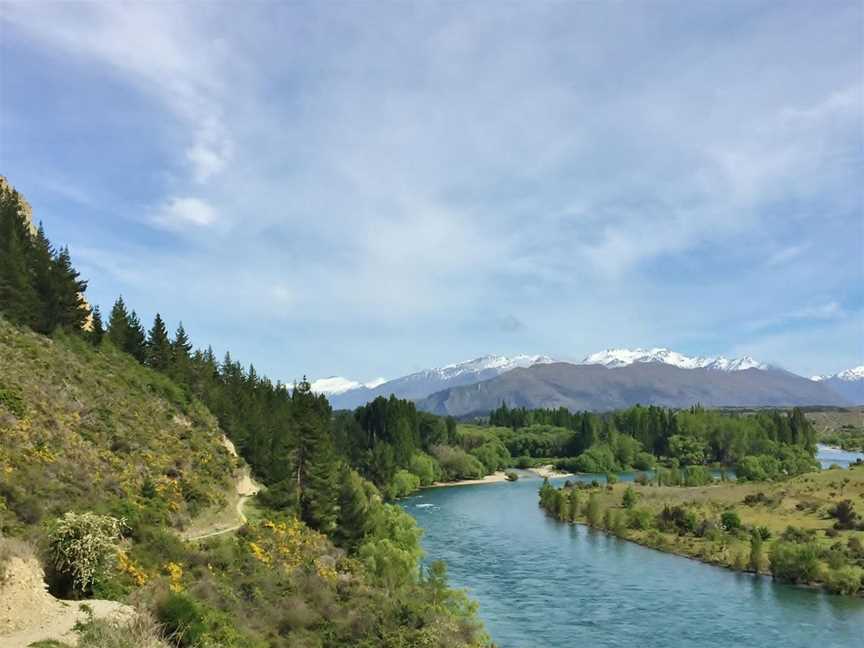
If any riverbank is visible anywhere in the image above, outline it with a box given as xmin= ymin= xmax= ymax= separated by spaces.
xmin=531 ymin=464 xmax=574 ymax=479
xmin=540 ymin=465 xmax=864 ymax=595
xmin=425 ymin=464 xmax=573 ymax=489
xmin=427 ymin=471 xmax=511 ymax=488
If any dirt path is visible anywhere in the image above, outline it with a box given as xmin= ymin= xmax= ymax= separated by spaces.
xmin=0 ymin=556 xmax=133 ymax=648
xmin=181 ymin=436 xmax=262 ymax=541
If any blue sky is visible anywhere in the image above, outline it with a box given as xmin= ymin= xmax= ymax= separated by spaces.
xmin=1 ymin=1 xmax=862 ymax=382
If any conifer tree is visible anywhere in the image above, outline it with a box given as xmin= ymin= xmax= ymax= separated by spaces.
xmin=292 ymin=377 xmax=338 ymax=534
xmin=106 ymin=297 xmax=130 ymax=350
xmin=146 ymin=313 xmax=172 ymax=371
xmin=0 ymin=189 xmax=39 ymax=326
xmin=30 ymin=223 xmax=57 ymax=333
xmin=89 ymin=305 xmax=105 ymax=346
xmin=170 ymin=321 xmax=192 ymax=381
xmin=126 ymin=310 xmax=147 ymax=362
xmin=334 ymin=464 xmax=373 ymax=551
xmin=51 ymin=246 xmax=88 ymax=331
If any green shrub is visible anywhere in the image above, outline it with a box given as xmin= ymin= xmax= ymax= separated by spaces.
xmin=48 ymin=512 xmax=124 ymax=594
xmin=633 ymin=452 xmax=656 ymax=470
xmin=390 ymin=470 xmax=421 ymax=498
xmin=469 ymin=440 xmax=511 ymax=473
xmin=683 ymin=465 xmax=713 ymax=487
xmin=157 ymin=593 xmax=207 ymax=647
xmin=408 ymin=452 xmax=440 ymax=486
xmin=769 ymin=541 xmax=821 ymax=584
xmin=825 ymin=566 xmax=864 ymax=595
xmin=430 ymin=445 xmax=485 ymax=480
xmin=515 ymin=456 xmax=535 ymax=469
xmin=622 ymin=485 xmax=637 ymax=509
xmin=720 ymin=511 xmax=742 ymax=531
xmin=573 ymin=445 xmax=620 ymax=474
xmin=0 ymin=383 xmax=25 ymax=417
xmin=627 ymin=508 xmax=653 ymax=530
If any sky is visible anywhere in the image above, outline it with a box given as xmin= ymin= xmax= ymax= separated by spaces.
xmin=1 ymin=1 xmax=862 ymax=383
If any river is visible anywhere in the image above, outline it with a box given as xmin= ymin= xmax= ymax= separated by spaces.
xmin=402 ymin=447 xmax=864 ymax=648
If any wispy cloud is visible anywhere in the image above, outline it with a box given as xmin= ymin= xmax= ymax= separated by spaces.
xmin=1 ymin=1 xmax=861 ymax=379
xmin=766 ymin=244 xmax=809 ymax=267
xmin=154 ymin=197 xmax=217 ymax=229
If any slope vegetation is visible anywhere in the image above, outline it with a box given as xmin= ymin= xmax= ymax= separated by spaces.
xmin=0 ymin=319 xmax=488 ymax=647
xmin=0 ymin=318 xmax=237 ymax=538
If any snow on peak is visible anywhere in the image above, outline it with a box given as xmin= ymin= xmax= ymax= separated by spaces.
xmin=837 ymin=366 xmax=864 ymax=381
xmin=310 ymin=376 xmax=387 ymax=395
xmin=580 ymin=348 xmax=768 ymax=372
xmin=810 ymin=365 xmax=864 ymax=382
xmin=813 ymin=366 xmax=864 ymax=382
xmin=436 ymin=354 xmax=555 ymax=377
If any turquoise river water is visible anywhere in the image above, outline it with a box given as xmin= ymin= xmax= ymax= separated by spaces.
xmin=401 ymin=447 xmax=864 ymax=648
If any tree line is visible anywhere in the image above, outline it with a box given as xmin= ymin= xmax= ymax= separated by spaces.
xmin=489 ymin=402 xmax=818 ymax=477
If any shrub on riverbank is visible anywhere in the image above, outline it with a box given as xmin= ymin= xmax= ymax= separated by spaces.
xmin=538 ymin=467 xmax=864 ymax=596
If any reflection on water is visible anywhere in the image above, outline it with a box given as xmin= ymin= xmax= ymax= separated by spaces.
xmin=403 ymin=468 xmax=864 ymax=648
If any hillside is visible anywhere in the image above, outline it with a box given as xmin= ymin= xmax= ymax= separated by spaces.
xmin=419 ymin=362 xmax=849 ymax=417
xmin=0 ymin=318 xmax=237 ymax=537
xmin=0 ymin=319 xmax=488 ymax=647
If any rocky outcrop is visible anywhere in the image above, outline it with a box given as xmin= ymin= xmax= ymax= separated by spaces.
xmin=0 ymin=175 xmax=36 ymax=235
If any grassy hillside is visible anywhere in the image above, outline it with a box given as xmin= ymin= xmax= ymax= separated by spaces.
xmin=0 ymin=319 xmax=488 ymax=647
xmin=0 ymin=318 xmax=237 ymax=539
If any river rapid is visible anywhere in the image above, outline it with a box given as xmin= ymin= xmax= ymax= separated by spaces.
xmin=401 ymin=447 xmax=864 ymax=648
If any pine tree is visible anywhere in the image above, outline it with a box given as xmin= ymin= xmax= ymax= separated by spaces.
xmin=170 ymin=321 xmax=192 ymax=381
xmin=29 ymin=223 xmax=57 ymax=333
xmin=126 ymin=310 xmax=147 ymax=362
xmin=51 ymin=246 xmax=88 ymax=331
xmin=89 ymin=305 xmax=105 ymax=346
xmin=292 ymin=377 xmax=338 ymax=534
xmin=333 ymin=464 xmax=372 ymax=551
xmin=146 ymin=313 xmax=172 ymax=371
xmin=0 ymin=189 xmax=39 ymax=326
xmin=106 ymin=297 xmax=130 ymax=350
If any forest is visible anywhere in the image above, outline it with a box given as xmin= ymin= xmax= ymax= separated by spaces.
xmin=488 ymin=402 xmax=819 ymax=479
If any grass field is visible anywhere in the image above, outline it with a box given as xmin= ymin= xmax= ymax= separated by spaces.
xmin=545 ymin=465 xmax=864 ymax=595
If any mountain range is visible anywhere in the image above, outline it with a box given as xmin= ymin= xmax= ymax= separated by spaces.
xmin=322 ymin=354 xmax=554 ymax=410
xmin=811 ymin=366 xmax=864 ymax=405
xmin=314 ymin=349 xmax=863 ymax=413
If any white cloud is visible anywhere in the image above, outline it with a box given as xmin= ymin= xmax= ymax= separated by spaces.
xmin=155 ymin=197 xmax=217 ymax=229
xmin=2 ymin=2 xmax=233 ymax=187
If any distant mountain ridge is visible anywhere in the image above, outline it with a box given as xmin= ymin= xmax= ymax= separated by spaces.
xmin=315 ymin=347 xmax=859 ymax=412
xmin=581 ymin=347 xmax=769 ymax=371
xmin=323 ymin=354 xmax=555 ymax=410
xmin=418 ymin=362 xmax=850 ymax=417
xmin=811 ymin=365 xmax=864 ymax=405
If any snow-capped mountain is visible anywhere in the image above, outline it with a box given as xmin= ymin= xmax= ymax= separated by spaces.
xmin=580 ymin=347 xmax=769 ymax=372
xmin=324 ymin=354 xmax=556 ymax=410
xmin=811 ymin=366 xmax=864 ymax=404
xmin=310 ymin=376 xmax=387 ymax=396
xmin=812 ymin=366 xmax=864 ymax=382
xmin=403 ymin=354 xmax=556 ymax=382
